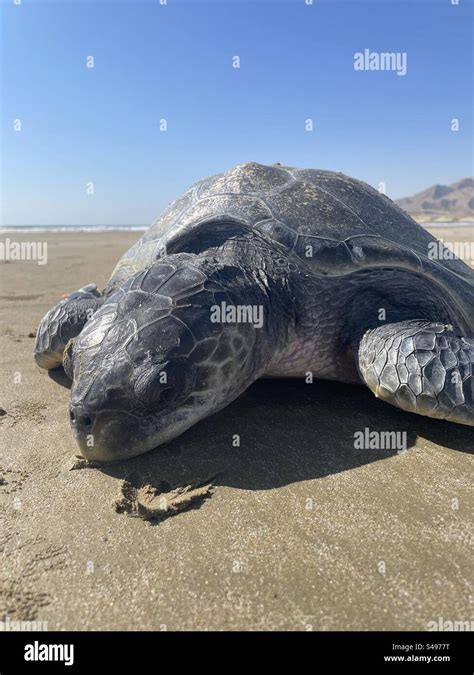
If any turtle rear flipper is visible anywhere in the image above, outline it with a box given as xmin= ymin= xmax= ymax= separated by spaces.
xmin=356 ymin=320 xmax=474 ymax=426
xmin=34 ymin=284 xmax=103 ymax=370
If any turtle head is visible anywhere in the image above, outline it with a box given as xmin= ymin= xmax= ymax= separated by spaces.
xmin=67 ymin=260 xmax=256 ymax=461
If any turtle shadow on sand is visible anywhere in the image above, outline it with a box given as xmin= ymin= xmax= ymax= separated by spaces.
xmin=48 ymin=368 xmax=72 ymax=389
xmin=69 ymin=377 xmax=473 ymax=492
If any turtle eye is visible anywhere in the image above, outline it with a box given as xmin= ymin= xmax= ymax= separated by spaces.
xmin=134 ymin=359 xmax=195 ymax=412
xmin=134 ymin=365 xmax=172 ymax=410
xmin=62 ymin=339 xmax=75 ymax=380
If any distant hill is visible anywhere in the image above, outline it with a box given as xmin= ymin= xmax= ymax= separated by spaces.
xmin=396 ymin=177 xmax=474 ymax=223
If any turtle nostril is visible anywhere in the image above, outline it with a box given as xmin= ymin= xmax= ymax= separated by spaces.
xmin=80 ymin=415 xmax=93 ymax=429
xmin=69 ymin=406 xmax=94 ymax=430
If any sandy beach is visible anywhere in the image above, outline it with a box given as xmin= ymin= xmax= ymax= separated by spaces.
xmin=1 ymin=228 xmax=472 ymax=631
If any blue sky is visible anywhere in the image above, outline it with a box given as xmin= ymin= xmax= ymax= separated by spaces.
xmin=1 ymin=0 xmax=472 ymax=226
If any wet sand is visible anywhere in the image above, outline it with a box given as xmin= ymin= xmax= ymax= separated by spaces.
xmin=0 ymin=229 xmax=472 ymax=630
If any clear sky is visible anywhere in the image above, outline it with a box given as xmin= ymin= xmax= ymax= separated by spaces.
xmin=1 ymin=0 xmax=472 ymax=226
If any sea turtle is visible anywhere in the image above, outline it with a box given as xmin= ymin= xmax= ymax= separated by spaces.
xmin=34 ymin=162 xmax=474 ymax=460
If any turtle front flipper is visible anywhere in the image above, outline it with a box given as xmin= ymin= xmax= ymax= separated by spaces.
xmin=34 ymin=284 xmax=103 ymax=370
xmin=355 ymin=320 xmax=474 ymax=426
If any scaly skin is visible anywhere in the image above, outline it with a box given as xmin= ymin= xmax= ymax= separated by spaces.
xmin=357 ymin=321 xmax=474 ymax=426
xmin=67 ymin=245 xmax=294 ymax=460
xmin=34 ymin=284 xmax=103 ymax=369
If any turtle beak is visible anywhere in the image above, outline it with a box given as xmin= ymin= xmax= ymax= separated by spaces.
xmin=69 ymin=406 xmax=143 ymax=461
xmin=69 ymin=403 xmax=96 ymax=454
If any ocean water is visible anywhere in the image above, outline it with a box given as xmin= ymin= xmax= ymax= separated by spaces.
xmin=0 ymin=222 xmax=472 ymax=233
xmin=0 ymin=224 xmax=147 ymax=233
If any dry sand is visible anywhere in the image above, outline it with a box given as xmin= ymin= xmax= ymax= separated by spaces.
xmin=0 ymin=229 xmax=472 ymax=631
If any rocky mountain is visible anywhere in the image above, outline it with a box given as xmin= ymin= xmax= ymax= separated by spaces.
xmin=396 ymin=177 xmax=474 ymax=222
